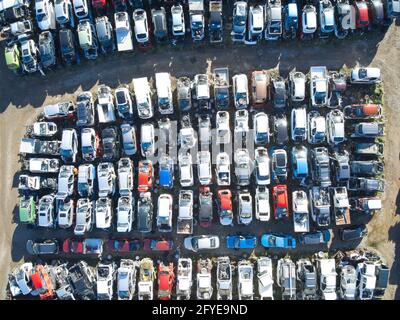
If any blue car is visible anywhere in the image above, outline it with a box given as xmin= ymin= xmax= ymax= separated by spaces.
xmin=261 ymin=233 xmax=296 ymax=249
xmin=299 ymin=230 xmax=331 ymax=245
xmin=226 ymin=235 xmax=257 ymax=249
xmin=159 ymin=155 xmax=174 ymax=189
xmin=292 ymin=146 xmax=308 ymax=180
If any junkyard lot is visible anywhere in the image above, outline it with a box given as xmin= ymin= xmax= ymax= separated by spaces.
xmin=1 ymin=24 xmax=400 ymax=299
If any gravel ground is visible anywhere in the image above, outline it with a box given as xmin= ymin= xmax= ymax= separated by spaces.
xmin=0 ymin=22 xmax=399 ymax=299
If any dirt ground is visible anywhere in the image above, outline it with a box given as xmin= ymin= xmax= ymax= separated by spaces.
xmin=1 ymin=23 xmax=400 ymax=299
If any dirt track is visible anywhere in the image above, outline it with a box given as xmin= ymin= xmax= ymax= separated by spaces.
xmin=0 ymin=24 xmax=399 ymax=299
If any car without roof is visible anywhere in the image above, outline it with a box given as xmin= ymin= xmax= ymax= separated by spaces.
xmin=76 ymin=91 xmax=94 ymax=126
xmin=216 ymin=152 xmax=230 ymax=186
xmin=77 ymin=164 xmax=95 ymax=197
xmin=118 ymin=157 xmax=134 ymax=196
xmin=74 ymin=198 xmax=94 ymax=235
xmin=117 ymin=196 xmax=134 ymax=233
xmin=308 ymin=111 xmax=326 ymax=144
xmin=137 ymin=192 xmax=153 ymax=233
xmin=38 ymin=195 xmax=55 ymax=228
xmin=199 ymin=186 xmax=213 ymax=228
xmin=97 ymin=162 xmax=116 ymax=198
xmin=56 ymin=165 xmax=75 ymax=200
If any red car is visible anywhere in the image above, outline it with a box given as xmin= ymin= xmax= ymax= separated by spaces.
xmin=273 ymin=185 xmax=289 ymax=220
xmin=138 ymin=160 xmax=153 ymax=192
xmin=143 ymin=238 xmax=174 ymax=251
xmin=157 ymin=262 xmax=174 ymax=300
xmin=354 ymin=1 xmax=370 ymax=29
xmin=217 ymin=189 xmax=233 ymax=226
xmin=92 ymin=0 xmax=108 ymax=15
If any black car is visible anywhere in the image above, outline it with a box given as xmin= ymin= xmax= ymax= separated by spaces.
xmin=270 ymin=77 xmax=287 ymax=108
xmin=59 ymin=28 xmax=78 ymax=66
xmin=137 ymin=194 xmax=153 ymax=233
xmin=340 ymin=225 xmax=368 ymax=241
xmin=101 ymin=126 xmax=120 ymax=160
xmin=76 ymin=92 xmax=95 ymax=126
xmin=26 ymin=239 xmax=59 ymax=255
xmin=1 ymin=6 xmax=29 ymax=24
xmin=273 ymin=114 xmax=289 ymax=145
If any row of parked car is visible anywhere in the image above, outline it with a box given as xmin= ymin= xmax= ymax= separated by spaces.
xmin=2 ymin=0 xmax=398 ymax=75
xmin=7 ymin=249 xmax=390 ymax=300
xmin=17 ymin=66 xmax=384 ymax=244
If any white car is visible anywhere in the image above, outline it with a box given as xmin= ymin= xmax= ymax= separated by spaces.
xmin=31 ymin=121 xmax=58 ymax=137
xmin=157 ymin=194 xmax=173 ymax=232
xmin=179 ymin=153 xmax=194 ymax=187
xmin=35 ymin=0 xmax=56 ymax=31
xmin=133 ymin=77 xmax=154 ymax=119
xmin=60 ymin=128 xmax=78 ymax=163
xmin=74 ymin=198 xmax=94 ymax=235
xmin=197 ymin=151 xmax=212 ymax=185
xmin=121 ymin=123 xmax=137 ymax=156
xmin=216 ymin=152 xmax=230 ymax=186
xmin=254 ymin=112 xmax=270 ymax=144
xmin=57 ymin=198 xmax=74 ymax=228
xmin=155 ymin=72 xmax=173 ymax=114
xmin=28 ymin=158 xmax=60 ymax=173
xmin=235 ymin=149 xmax=252 ymax=186
xmin=38 ymin=195 xmax=55 ymax=228
xmin=133 ymin=9 xmax=149 ymax=43
xmin=95 ymin=197 xmax=112 ymax=229
xmin=237 ymin=192 xmax=253 ymax=225
xmin=291 ymin=107 xmax=307 ymax=142
xmin=198 ymin=114 xmax=211 ymax=145
xmin=56 ymin=165 xmax=75 ymax=199
xmin=234 ymin=109 xmax=249 ymax=136
xmin=96 ymin=263 xmax=115 ymax=300
xmin=171 ymin=4 xmax=185 ymax=36
xmin=117 ymin=196 xmax=134 ymax=233
xmin=327 ymin=109 xmax=345 ymax=145
xmin=249 ymin=5 xmax=264 ymax=36
xmin=117 ymin=259 xmax=137 ymax=300
xmin=216 ymin=111 xmax=231 ymax=144
xmin=140 ymin=123 xmax=155 ymax=157
xmin=257 ymin=257 xmax=274 ymax=299
xmin=72 ymin=0 xmax=89 ymax=19
xmin=115 ymin=11 xmax=133 ymax=52
xmin=308 ymin=111 xmax=326 ymax=144
xmin=255 ymin=186 xmax=270 ymax=221
xmin=81 ymin=128 xmax=98 ymax=161
xmin=97 ymin=162 xmax=116 ymax=197
xmin=55 ymin=0 xmax=72 ymax=26
xmin=184 ymin=235 xmax=220 ymax=252
xmin=255 ymin=147 xmax=270 ymax=185
xmin=233 ymin=74 xmax=249 ymax=109
xmin=356 ymin=261 xmax=377 ymax=300
xmin=118 ymin=158 xmax=134 ymax=196
xmin=350 ymin=67 xmax=381 ymax=84
xmin=289 ymin=71 xmax=306 ymax=102
xmin=77 ymin=164 xmax=94 ymax=197
xmin=238 ymin=260 xmax=254 ymax=300
xmin=115 ymin=86 xmax=133 ymax=119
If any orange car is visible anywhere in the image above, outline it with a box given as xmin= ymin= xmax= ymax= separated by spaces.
xmin=157 ymin=262 xmax=174 ymax=300
xmin=138 ymin=160 xmax=153 ymax=192
xmin=31 ymin=264 xmax=55 ymax=300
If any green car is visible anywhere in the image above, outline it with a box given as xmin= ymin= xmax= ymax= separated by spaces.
xmin=19 ymin=196 xmax=36 ymax=224
xmin=5 ymin=44 xmax=23 ymax=75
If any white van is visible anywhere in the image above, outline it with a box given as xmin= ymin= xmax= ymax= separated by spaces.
xmin=155 ymin=72 xmax=173 ymax=114
xmin=140 ymin=123 xmax=155 ymax=157
xmin=233 ymin=74 xmax=249 ymax=109
xmin=133 ymin=77 xmax=154 ymax=119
